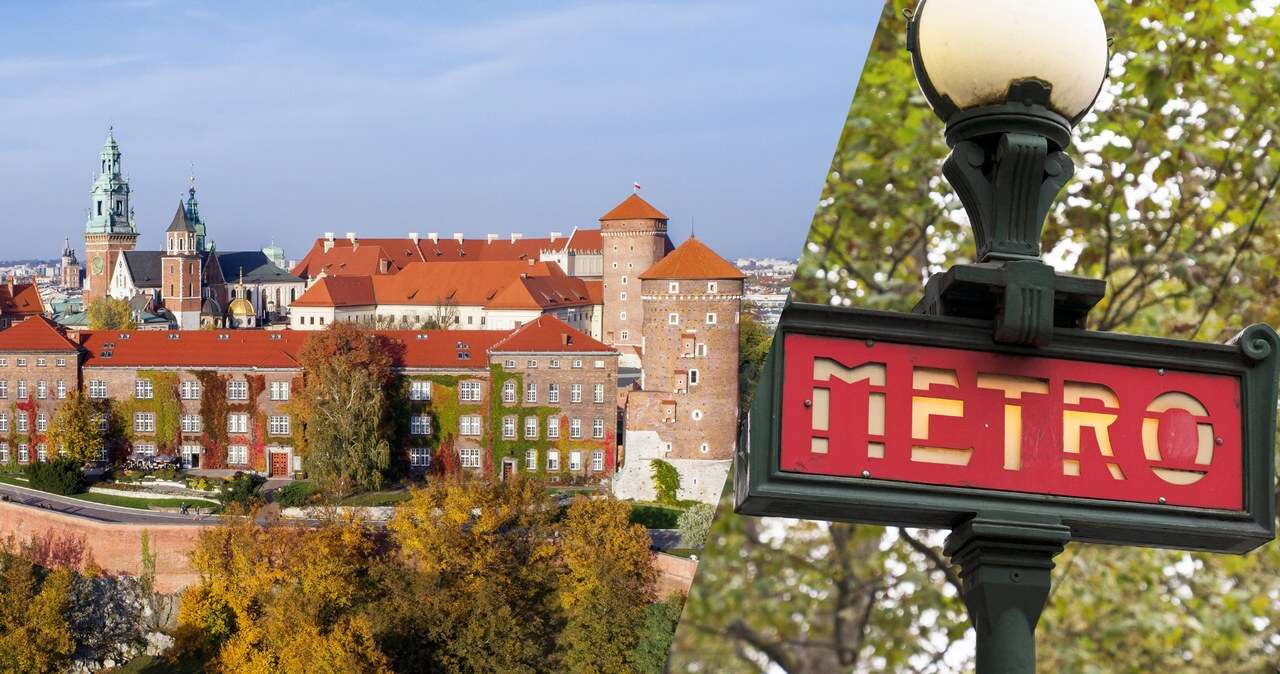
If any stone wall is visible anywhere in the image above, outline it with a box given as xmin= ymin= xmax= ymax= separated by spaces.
xmin=652 ymin=551 xmax=697 ymax=598
xmin=612 ymin=427 xmax=732 ymax=504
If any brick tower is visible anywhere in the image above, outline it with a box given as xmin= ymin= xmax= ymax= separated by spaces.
xmin=83 ymin=127 xmax=138 ymax=303
xmin=162 ymin=201 xmax=203 ymax=329
xmin=600 ymin=193 xmax=672 ymax=365
xmin=637 ymin=236 xmax=745 ymax=460
xmin=60 ymin=238 xmax=82 ymax=291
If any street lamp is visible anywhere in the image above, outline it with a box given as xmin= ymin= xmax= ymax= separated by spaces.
xmin=907 ymin=0 xmax=1110 ymax=345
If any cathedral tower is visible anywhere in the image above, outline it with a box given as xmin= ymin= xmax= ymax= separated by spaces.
xmin=83 ymin=127 xmax=138 ymax=303
xmin=599 ymin=193 xmax=672 ymax=364
xmin=60 ymin=238 xmax=81 ymax=291
xmin=162 ymin=201 xmax=203 ymax=329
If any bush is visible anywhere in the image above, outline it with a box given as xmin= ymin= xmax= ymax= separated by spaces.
xmin=218 ymin=472 xmax=266 ymax=507
xmin=25 ymin=458 xmax=86 ymax=495
xmin=650 ymin=460 xmax=681 ymax=506
xmin=629 ymin=504 xmax=682 ymax=529
xmin=273 ymin=481 xmax=318 ymax=509
xmin=153 ymin=466 xmax=179 ymax=482
xmin=676 ymin=502 xmax=716 ymax=549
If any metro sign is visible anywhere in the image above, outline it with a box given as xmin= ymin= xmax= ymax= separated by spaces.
xmin=736 ymin=303 xmax=1279 ymax=554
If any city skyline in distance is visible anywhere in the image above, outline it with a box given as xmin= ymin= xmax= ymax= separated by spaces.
xmin=0 ymin=1 xmax=879 ymax=261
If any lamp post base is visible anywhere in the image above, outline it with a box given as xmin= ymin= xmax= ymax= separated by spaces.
xmin=943 ymin=514 xmax=1071 ymax=674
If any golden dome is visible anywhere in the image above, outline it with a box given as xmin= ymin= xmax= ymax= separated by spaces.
xmin=228 ymin=297 xmax=255 ymax=317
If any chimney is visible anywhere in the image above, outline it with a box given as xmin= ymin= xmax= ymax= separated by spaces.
xmin=378 ymin=259 xmax=390 ymax=274
xmin=549 ymin=231 xmax=561 ymax=243
xmin=323 ymin=232 xmax=335 ymax=253
xmin=453 ymin=233 xmax=464 ymax=244
xmin=510 ymin=233 xmax=523 ymax=243
xmin=428 ymin=232 xmax=439 ymax=244
xmin=561 ymin=332 xmax=571 ymax=346
xmin=486 ymin=234 xmax=498 ymax=245
xmin=346 ymin=232 xmax=357 ymax=250
xmin=409 ymin=232 xmax=419 ymax=245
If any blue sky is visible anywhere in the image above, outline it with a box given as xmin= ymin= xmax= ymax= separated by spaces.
xmin=0 ymin=1 xmax=879 ymax=261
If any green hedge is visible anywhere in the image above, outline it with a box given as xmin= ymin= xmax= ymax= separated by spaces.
xmin=25 ymin=459 xmax=85 ymax=495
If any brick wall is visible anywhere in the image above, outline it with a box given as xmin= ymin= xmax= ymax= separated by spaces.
xmin=0 ymin=350 xmax=80 ymax=464
xmin=601 ymin=218 xmax=669 ymax=347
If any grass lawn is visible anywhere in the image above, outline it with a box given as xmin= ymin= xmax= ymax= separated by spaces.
xmin=71 ymin=492 xmax=219 ymax=512
xmin=337 ymin=489 xmax=412 ymax=507
xmin=629 ymin=503 xmax=684 ymax=529
xmin=0 ymin=474 xmax=28 ymax=486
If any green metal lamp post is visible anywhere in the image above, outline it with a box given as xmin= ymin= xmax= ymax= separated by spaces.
xmin=907 ymin=1 xmax=1108 ymax=670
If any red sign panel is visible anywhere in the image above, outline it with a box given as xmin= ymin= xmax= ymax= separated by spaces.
xmin=781 ymin=334 xmax=1244 ymax=510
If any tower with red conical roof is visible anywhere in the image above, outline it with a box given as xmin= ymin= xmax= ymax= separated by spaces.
xmin=599 ymin=193 xmax=672 ymax=363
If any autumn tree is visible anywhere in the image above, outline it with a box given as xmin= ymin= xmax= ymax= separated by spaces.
xmin=48 ymin=391 xmax=105 ymax=464
xmin=673 ymin=1 xmax=1280 ymax=672
xmin=0 ymin=553 xmax=76 ymax=674
xmin=296 ymin=322 xmax=400 ymax=496
xmin=738 ymin=303 xmax=773 ymax=437
xmin=86 ymin=296 xmax=136 ymax=330
xmin=558 ymin=496 xmax=657 ymax=673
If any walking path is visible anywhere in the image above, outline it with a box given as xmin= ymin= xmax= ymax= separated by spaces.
xmin=0 ymin=483 xmax=212 ymax=525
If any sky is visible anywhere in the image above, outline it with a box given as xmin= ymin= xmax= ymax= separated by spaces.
xmin=0 ymin=1 xmax=880 ymax=262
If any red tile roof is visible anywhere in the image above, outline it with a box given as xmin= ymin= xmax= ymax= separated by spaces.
xmin=599 ymin=194 xmax=668 ymax=221
xmin=566 ymin=228 xmax=602 ymax=252
xmin=293 ymin=260 xmax=596 ymax=311
xmin=639 ymin=236 xmax=745 ymax=280
xmin=0 ymin=282 xmax=45 ymax=319
xmin=383 ymin=330 xmax=507 ymax=369
xmin=0 ymin=316 xmax=80 ymax=353
xmin=583 ymin=279 xmax=604 ymax=305
xmin=290 ymin=234 xmax=582 ymax=281
xmin=491 ymin=315 xmax=615 ymax=354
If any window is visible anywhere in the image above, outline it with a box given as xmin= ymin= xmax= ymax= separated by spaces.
xmin=696 ymin=343 xmax=708 ymax=357
xmin=569 ymin=418 xmax=582 ymax=439
xmin=268 ymin=415 xmax=290 ymax=436
xmin=547 ymin=450 xmax=560 ymax=471
xmin=503 ymin=416 xmax=516 ymax=439
xmin=706 ymin=312 xmax=718 ymax=325
xmin=16 ymin=413 xmax=28 ymax=433
xmin=592 ymin=418 xmax=604 ymax=439
xmin=410 ymin=447 xmax=431 ymax=468
xmin=459 ymin=381 xmax=482 ymax=402
xmin=524 ymin=416 xmax=538 ymax=439
xmin=228 ymin=445 xmax=248 ymax=464
xmin=228 ymin=413 xmax=248 ymax=434
xmin=16 ymin=381 xmax=26 ymax=399
xmin=0 ymin=443 xmax=6 ymax=463
xmin=619 ymin=331 xmax=629 ymax=341
xmin=525 ymin=449 xmax=538 ymax=470
xmin=89 ymin=380 xmax=106 ymax=398
xmin=0 ymin=381 xmax=6 ymax=398
xmin=227 ymin=380 xmax=248 ymax=401
xmin=549 ymin=359 xmax=561 ymax=369
xmin=595 ymin=360 xmax=605 ymax=369
xmin=460 ymin=415 xmax=482 ymax=436
xmin=548 ymin=383 xmax=560 ymax=404
xmin=36 ymin=381 xmax=47 ymax=399
xmin=35 ymin=357 xmax=46 ymax=368
xmin=689 ymin=369 xmax=700 ymax=386
xmin=135 ymin=379 xmax=153 ymax=399
xmin=621 ymin=276 xmax=628 ymax=285
xmin=459 ymin=448 xmax=481 ymax=468
xmin=16 ymin=358 xmax=26 ymax=367
xmin=37 ymin=444 xmax=47 ymax=462
xmin=619 ymin=291 xmax=627 ymax=301
xmin=35 ymin=413 xmax=47 ymax=433
xmin=409 ymin=380 xmax=431 ymax=401
xmin=55 ymin=358 xmax=66 ymax=367
xmin=668 ymin=281 xmax=679 ymax=294
xmin=0 ymin=413 xmax=6 ymax=432
xmin=410 ymin=415 xmax=432 ymax=436
xmin=547 ymin=416 xmax=561 ymax=439
xmin=134 ymin=412 xmax=155 ymax=433
xmin=0 ymin=358 xmax=6 ymax=366
xmin=270 ymin=381 xmax=291 ymax=401
xmin=700 ymin=443 xmax=710 ymax=454
xmin=692 ymin=409 xmax=703 ymax=421
xmin=570 ymin=384 xmax=582 ymax=403
xmin=56 ymin=380 xmax=66 ymax=399
xmin=504 ymin=359 xmax=517 ymax=369
xmin=502 ymin=380 xmax=517 ymax=404
xmin=707 ymin=281 xmax=718 ymax=293
xmin=591 ymin=450 xmax=604 ymax=472
xmin=180 ymin=380 xmax=201 ymax=400
xmin=526 ymin=359 xmax=538 ymax=369
xmin=571 ymin=359 xmax=582 ymax=369
xmin=569 ymin=451 xmax=582 ymax=471
xmin=668 ymin=313 xmax=679 ymax=326
xmin=181 ymin=414 xmax=201 ymax=433
xmin=19 ymin=444 xmax=29 ymax=463
xmin=98 ymin=415 xmax=108 ymax=432
xmin=619 ymin=311 xmax=627 ymax=321
xmin=593 ymin=384 xmax=605 ymax=404
xmin=525 ymin=382 xmax=537 ymax=403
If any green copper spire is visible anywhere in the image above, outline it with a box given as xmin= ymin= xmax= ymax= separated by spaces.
xmin=85 ymin=126 xmax=135 ymax=235
xmin=186 ymin=167 xmax=207 ymax=251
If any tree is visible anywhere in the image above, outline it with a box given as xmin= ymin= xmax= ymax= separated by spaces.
xmin=419 ymin=296 xmax=459 ymax=330
xmin=86 ymin=296 xmax=136 ymax=330
xmin=0 ymin=554 xmax=76 ymax=674
xmin=48 ymin=391 xmax=105 ymax=464
xmin=738 ymin=303 xmax=773 ymax=437
xmin=630 ymin=595 xmax=686 ymax=674
xmin=296 ymin=323 xmax=399 ymax=496
xmin=674 ymin=1 xmax=1280 ymax=672
xmin=558 ymin=496 xmax=656 ymax=673
xmin=676 ymin=502 xmax=716 ymax=549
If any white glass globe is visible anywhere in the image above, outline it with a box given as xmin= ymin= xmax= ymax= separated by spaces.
xmin=916 ymin=0 xmax=1108 ymax=121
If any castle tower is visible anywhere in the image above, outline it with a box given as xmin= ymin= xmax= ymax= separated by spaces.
xmin=637 ymin=236 xmax=745 ymax=460
xmin=162 ymin=201 xmax=203 ymax=329
xmin=599 ymin=193 xmax=671 ymax=364
xmin=60 ymin=238 xmax=82 ymax=291
xmin=185 ymin=172 xmax=208 ymax=252
xmin=83 ymin=127 xmax=138 ymax=303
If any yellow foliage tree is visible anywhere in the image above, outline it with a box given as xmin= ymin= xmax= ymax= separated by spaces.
xmin=0 ymin=555 xmax=75 ymax=674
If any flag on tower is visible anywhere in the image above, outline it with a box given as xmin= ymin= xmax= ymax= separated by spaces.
xmin=633 ymin=181 xmax=641 ymax=193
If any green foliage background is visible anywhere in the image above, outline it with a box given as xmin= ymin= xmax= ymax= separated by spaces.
xmin=671 ymin=1 xmax=1280 ymax=672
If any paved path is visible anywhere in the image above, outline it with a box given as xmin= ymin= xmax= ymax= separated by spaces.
xmin=0 ymin=483 xmax=213 ymax=525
